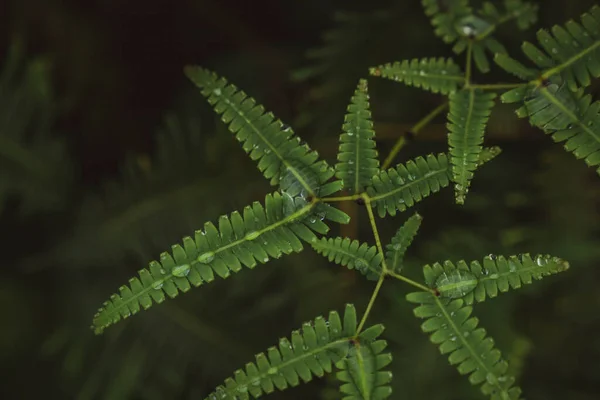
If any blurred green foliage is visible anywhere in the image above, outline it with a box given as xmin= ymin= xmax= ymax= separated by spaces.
xmin=0 ymin=0 xmax=599 ymax=399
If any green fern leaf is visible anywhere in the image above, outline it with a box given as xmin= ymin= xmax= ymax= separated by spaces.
xmin=369 ymin=58 xmax=464 ymax=95
xmin=407 ymin=291 xmax=522 ymax=400
xmin=448 ymin=89 xmax=496 ymax=205
xmin=335 ymin=79 xmax=380 ymax=194
xmin=423 ymin=254 xmax=570 ymax=304
xmin=185 ymin=66 xmax=333 ymax=197
xmin=311 ymin=237 xmax=383 ymax=280
xmin=336 ymin=325 xmax=393 ymax=399
xmin=501 ymin=80 xmax=600 ymax=175
xmin=385 ymin=213 xmax=422 ymax=273
xmin=366 ymin=153 xmax=450 ymax=218
xmin=504 ymin=0 xmax=538 ymax=30
xmin=366 ymin=148 xmax=499 ymax=217
xmin=92 ymin=192 xmax=334 ymax=334
xmin=494 ymin=53 xmax=538 ymax=81
xmin=496 ymin=6 xmax=600 ymax=90
xmin=422 ymin=0 xmax=472 ymax=45
xmin=204 ymin=304 xmax=387 ymax=399
xmin=422 ymin=0 xmax=538 ymax=73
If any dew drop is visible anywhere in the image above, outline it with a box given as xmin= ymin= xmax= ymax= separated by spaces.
xmin=245 ymin=231 xmax=260 ymax=241
xmin=536 ymin=256 xmax=545 ymax=266
xmin=267 ymin=367 xmax=277 ymax=375
xmin=463 ymin=331 xmax=470 ymax=338
xmin=551 ymin=48 xmax=558 ymax=54
xmin=172 ymin=264 xmax=191 ymax=277
xmin=152 ymin=281 xmax=164 ymax=290
xmin=198 ymin=251 xmax=215 ymax=264
xmin=213 ymin=88 xmax=222 ymax=96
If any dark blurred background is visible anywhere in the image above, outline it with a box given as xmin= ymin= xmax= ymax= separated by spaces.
xmin=1 ymin=0 xmax=599 ymax=399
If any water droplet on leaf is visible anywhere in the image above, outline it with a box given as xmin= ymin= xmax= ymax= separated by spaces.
xmin=172 ymin=264 xmax=191 ymax=277
xmin=198 ymin=252 xmax=215 ymax=264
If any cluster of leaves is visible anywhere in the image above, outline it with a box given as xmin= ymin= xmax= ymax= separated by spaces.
xmin=92 ymin=49 xmax=571 ymax=398
xmin=370 ymin=1 xmax=600 ymax=205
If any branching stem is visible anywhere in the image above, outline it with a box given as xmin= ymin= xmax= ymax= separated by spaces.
xmin=387 ymin=271 xmax=434 ymax=293
xmin=381 ymin=101 xmax=449 ymax=170
xmin=355 ymin=274 xmax=385 ymax=336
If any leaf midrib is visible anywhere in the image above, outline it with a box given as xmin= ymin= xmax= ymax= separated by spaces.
xmin=219 ymin=83 xmax=318 ymax=197
xmin=540 ymin=88 xmax=600 ymax=145
xmin=433 ymin=296 xmax=510 ymax=397
xmin=369 ymin=168 xmax=449 ymax=202
xmin=541 ymin=39 xmax=600 ymax=82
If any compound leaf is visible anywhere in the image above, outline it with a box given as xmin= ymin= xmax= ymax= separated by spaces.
xmin=185 ymin=66 xmax=333 ymax=197
xmin=423 ymin=254 xmax=569 ymax=304
xmin=369 ymin=58 xmax=464 ymax=95
xmin=92 ymin=192 xmax=331 ymax=334
xmin=447 ymin=89 xmax=496 ymax=204
xmin=205 ymin=304 xmax=388 ymax=400
xmin=335 ymin=79 xmax=380 ymax=194
xmin=385 ymin=213 xmax=423 ymax=273
xmin=311 ymin=237 xmax=383 ymax=280
xmin=407 ymin=292 xmax=522 ymax=400
xmin=336 ymin=329 xmax=393 ymax=400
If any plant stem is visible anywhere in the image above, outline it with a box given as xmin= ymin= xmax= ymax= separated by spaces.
xmin=387 ymin=271 xmax=435 ymax=293
xmin=320 ymin=194 xmax=361 ymax=203
xmin=465 ymin=41 xmax=473 ymax=85
xmin=469 ymin=83 xmax=527 ymax=90
xmin=362 ymin=194 xmax=387 ymax=273
xmin=381 ymin=101 xmax=449 ymax=170
xmin=355 ymin=273 xmax=385 ymax=336
xmin=354 ymin=194 xmax=390 ymax=336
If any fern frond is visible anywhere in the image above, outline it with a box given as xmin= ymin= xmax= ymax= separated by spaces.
xmin=92 ymin=192 xmax=332 ymax=334
xmin=385 ymin=213 xmax=422 ymax=273
xmin=369 ymin=58 xmax=464 ymax=95
xmin=422 ymin=0 xmax=472 ymax=45
xmin=422 ymin=254 xmax=569 ymax=304
xmin=336 ymin=324 xmax=393 ymax=399
xmin=423 ymin=0 xmax=538 ymax=73
xmin=335 ymin=79 xmax=379 ymax=194
xmin=205 ymin=304 xmax=387 ymax=399
xmin=502 ymin=81 xmax=600 ymax=175
xmin=185 ymin=66 xmax=332 ymax=197
xmin=495 ymin=6 xmax=600 ymax=90
xmin=311 ymin=237 xmax=383 ymax=280
xmin=366 ymin=153 xmax=450 ymax=217
xmin=504 ymin=0 xmax=538 ymax=30
xmin=366 ymin=147 xmax=500 ymax=217
xmin=407 ymin=291 xmax=522 ymax=400
xmin=448 ymin=89 xmax=496 ymax=205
